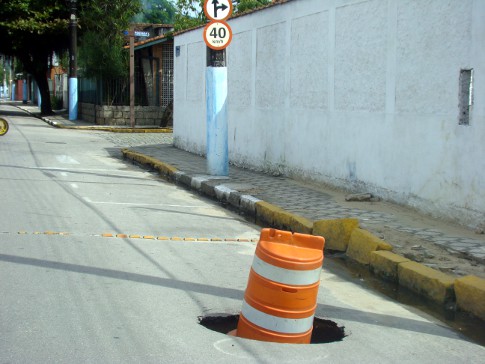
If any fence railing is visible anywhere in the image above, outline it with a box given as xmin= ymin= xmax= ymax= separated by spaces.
xmin=79 ymin=73 xmax=162 ymax=107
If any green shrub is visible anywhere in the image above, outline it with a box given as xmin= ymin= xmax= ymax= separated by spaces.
xmin=51 ymin=95 xmax=63 ymax=110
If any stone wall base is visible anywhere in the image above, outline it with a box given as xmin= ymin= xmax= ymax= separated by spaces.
xmin=79 ymin=103 xmax=165 ymax=126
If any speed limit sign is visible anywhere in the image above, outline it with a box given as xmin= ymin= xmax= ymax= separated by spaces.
xmin=203 ymin=21 xmax=233 ymax=50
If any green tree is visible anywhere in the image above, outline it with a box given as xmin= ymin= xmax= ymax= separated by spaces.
xmin=0 ymin=56 xmax=5 ymax=85
xmin=0 ymin=0 xmax=141 ymax=115
xmin=174 ymin=0 xmax=205 ymax=32
xmin=136 ymin=0 xmax=176 ymax=24
xmin=234 ymin=0 xmax=271 ymax=13
xmin=0 ymin=0 xmax=69 ymax=114
xmin=78 ymin=0 xmax=141 ymax=79
xmin=173 ymin=0 xmax=272 ymax=32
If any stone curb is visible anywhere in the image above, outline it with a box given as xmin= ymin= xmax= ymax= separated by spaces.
xmin=121 ymin=149 xmax=178 ymax=181
xmin=55 ymin=125 xmax=173 ymax=133
xmin=16 ymin=106 xmax=172 ymax=133
xmin=346 ymin=228 xmax=393 ymax=265
xmin=398 ymin=261 xmax=455 ymax=305
xmin=313 ymin=218 xmax=359 ymax=251
xmin=121 ymin=148 xmax=485 ymax=322
xmin=455 ymin=276 xmax=485 ymax=320
xmin=254 ymin=201 xmax=313 ymax=235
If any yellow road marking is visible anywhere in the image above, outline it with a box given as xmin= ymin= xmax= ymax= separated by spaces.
xmin=14 ymin=231 xmax=258 ymax=243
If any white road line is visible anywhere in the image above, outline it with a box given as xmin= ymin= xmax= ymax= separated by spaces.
xmin=83 ymin=197 xmax=205 ymax=208
xmin=33 ymin=167 xmax=135 ymax=174
xmin=28 ymin=167 xmax=150 ymax=178
xmin=56 ymin=155 xmax=80 ymax=164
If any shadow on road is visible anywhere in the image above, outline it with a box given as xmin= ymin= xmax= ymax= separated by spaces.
xmin=0 ymin=252 xmax=463 ymax=342
xmin=0 ymin=109 xmax=31 ymax=118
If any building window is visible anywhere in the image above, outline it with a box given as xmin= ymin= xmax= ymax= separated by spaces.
xmin=459 ymin=69 xmax=473 ymax=126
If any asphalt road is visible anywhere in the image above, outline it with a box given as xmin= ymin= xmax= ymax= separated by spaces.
xmin=1 ymin=103 xmax=484 ymax=363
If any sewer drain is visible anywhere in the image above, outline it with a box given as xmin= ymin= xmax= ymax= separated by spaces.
xmin=198 ymin=314 xmax=345 ymax=344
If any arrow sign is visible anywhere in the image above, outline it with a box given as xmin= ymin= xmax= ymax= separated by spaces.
xmin=204 ymin=0 xmax=232 ymax=21
xmin=212 ymin=0 xmax=228 ymax=19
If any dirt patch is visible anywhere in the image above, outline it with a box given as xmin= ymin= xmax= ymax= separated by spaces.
xmin=296 ymin=179 xmax=485 ymax=280
xmin=338 ymin=195 xmax=485 ymax=279
xmin=366 ymin=225 xmax=485 ymax=279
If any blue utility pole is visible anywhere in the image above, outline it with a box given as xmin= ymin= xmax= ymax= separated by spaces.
xmin=37 ymin=86 xmax=42 ymax=110
xmin=68 ymin=0 xmax=78 ymax=121
xmin=206 ymin=48 xmax=229 ymax=176
xmin=203 ymin=0 xmax=233 ymax=176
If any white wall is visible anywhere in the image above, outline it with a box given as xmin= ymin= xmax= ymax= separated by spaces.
xmin=174 ymin=0 xmax=485 ymax=228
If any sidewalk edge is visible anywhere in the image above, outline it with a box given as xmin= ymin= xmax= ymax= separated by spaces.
xmin=15 ymin=105 xmax=172 ymax=133
xmin=122 ymin=148 xmax=485 ymax=322
xmin=122 ymin=149 xmax=178 ymax=180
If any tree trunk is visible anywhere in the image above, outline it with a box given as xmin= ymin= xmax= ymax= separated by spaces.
xmin=20 ymin=54 xmax=53 ymax=116
xmin=32 ymin=68 xmax=53 ymax=116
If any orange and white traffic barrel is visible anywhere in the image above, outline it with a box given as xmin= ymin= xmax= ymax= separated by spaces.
xmin=236 ymin=228 xmax=325 ymax=344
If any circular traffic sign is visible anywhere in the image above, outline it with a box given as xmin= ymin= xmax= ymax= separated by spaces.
xmin=204 ymin=0 xmax=233 ymax=21
xmin=203 ymin=21 xmax=233 ymax=50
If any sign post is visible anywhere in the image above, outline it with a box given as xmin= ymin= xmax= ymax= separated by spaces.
xmin=203 ymin=0 xmax=233 ymax=176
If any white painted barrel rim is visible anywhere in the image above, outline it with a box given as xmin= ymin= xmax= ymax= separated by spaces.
xmin=251 ymin=254 xmax=322 ymax=286
xmin=241 ymin=300 xmax=314 ymax=334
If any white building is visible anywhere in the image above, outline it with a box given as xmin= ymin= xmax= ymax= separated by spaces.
xmin=173 ymin=0 xmax=485 ymax=228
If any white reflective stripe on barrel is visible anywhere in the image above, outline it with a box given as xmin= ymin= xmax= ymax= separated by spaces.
xmin=241 ymin=300 xmax=314 ymax=334
xmin=251 ymin=254 xmax=322 ymax=286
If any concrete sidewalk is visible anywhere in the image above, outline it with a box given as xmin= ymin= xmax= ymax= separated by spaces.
xmin=11 ymin=101 xmax=485 ymax=322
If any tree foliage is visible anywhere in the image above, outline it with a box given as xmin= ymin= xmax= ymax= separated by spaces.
xmin=134 ymin=0 xmax=176 ymax=24
xmin=173 ymin=0 xmax=272 ymax=31
xmin=0 ymin=0 xmax=70 ymax=114
xmin=0 ymin=0 xmax=141 ymax=114
xmin=0 ymin=57 xmax=6 ymax=84
xmin=78 ymin=0 xmax=141 ymax=79
xmin=173 ymin=0 xmax=205 ymax=32
xmin=234 ymin=0 xmax=272 ymax=13
xmin=78 ymin=32 xmax=129 ymax=79
xmin=0 ymin=0 xmax=273 ymax=114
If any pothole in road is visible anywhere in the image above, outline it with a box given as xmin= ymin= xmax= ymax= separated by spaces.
xmin=198 ymin=314 xmax=346 ymax=344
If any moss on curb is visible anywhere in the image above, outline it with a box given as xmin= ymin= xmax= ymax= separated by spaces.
xmin=255 ymin=201 xmax=313 ymax=234
xmin=346 ymin=228 xmax=392 ymax=264
xmin=370 ymin=250 xmax=410 ymax=282
xmin=122 ymin=149 xmax=178 ymax=180
xmin=313 ymin=218 xmax=359 ymax=251
xmin=455 ymin=275 xmax=485 ymax=320
xmin=398 ymin=261 xmax=455 ymax=305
